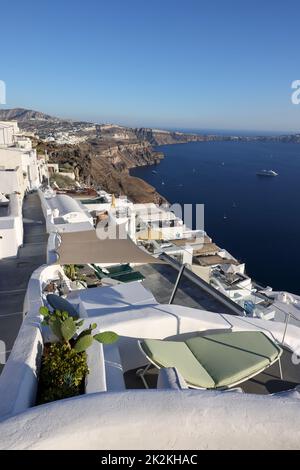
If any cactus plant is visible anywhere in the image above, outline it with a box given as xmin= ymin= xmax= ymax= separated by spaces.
xmin=63 ymin=264 xmax=86 ymax=282
xmin=38 ymin=305 xmax=118 ymax=404
xmin=94 ymin=331 xmax=119 ymax=344
xmin=74 ymin=334 xmax=94 ymax=353
xmin=39 ymin=305 xmax=118 ymax=352
xmin=61 ymin=317 xmax=77 ymax=342
xmin=64 ymin=264 xmax=77 ymax=281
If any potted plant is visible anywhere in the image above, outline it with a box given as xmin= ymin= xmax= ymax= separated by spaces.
xmin=63 ymin=264 xmax=87 ymax=289
xmin=37 ymin=306 xmax=118 ymax=404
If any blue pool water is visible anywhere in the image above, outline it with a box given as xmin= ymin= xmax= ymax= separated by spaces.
xmin=131 ymin=141 xmax=300 ymax=294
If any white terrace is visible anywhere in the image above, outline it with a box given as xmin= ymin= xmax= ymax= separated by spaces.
xmin=1 ymin=252 xmax=300 ymax=449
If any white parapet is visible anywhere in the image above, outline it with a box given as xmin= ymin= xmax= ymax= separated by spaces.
xmin=0 ymin=388 xmax=300 ymax=449
xmin=0 ymin=264 xmax=64 ymax=419
xmin=2 ymin=262 xmax=300 ymax=449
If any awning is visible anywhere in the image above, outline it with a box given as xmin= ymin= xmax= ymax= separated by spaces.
xmin=55 ymin=230 xmax=163 ymax=265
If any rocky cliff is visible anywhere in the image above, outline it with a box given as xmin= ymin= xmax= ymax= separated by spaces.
xmin=37 ymin=139 xmax=165 ymax=203
xmin=0 ymin=108 xmax=206 ymax=203
xmin=95 ymin=124 xmax=206 ymax=146
xmin=134 ymin=128 xmax=206 ymax=145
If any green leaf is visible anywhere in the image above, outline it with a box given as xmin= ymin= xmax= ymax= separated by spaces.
xmin=49 ymin=317 xmax=63 ymax=342
xmin=91 ymin=323 xmax=97 ymax=330
xmin=74 ymin=328 xmax=91 ymax=343
xmin=76 ymin=320 xmax=84 ymax=327
xmin=62 ymin=311 xmax=69 ymax=320
xmin=61 ymin=317 xmax=77 ymax=342
xmin=39 ymin=306 xmax=49 ymax=316
xmin=73 ymin=334 xmax=93 ymax=353
xmin=93 ymin=331 xmax=119 ymax=344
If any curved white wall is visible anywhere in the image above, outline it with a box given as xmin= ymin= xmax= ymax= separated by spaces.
xmin=0 ymin=389 xmax=300 ymax=449
xmin=0 ymin=264 xmax=64 ymax=419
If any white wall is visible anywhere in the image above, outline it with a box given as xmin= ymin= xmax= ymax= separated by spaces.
xmin=0 ymin=168 xmax=24 ymax=196
xmin=1 ymin=381 xmax=300 ymax=449
xmin=0 ymin=145 xmax=41 ymax=193
xmin=0 ymin=264 xmax=64 ymax=420
xmin=0 ymin=194 xmax=23 ymax=259
xmin=47 ymin=163 xmax=59 ymax=174
xmin=21 ymin=149 xmax=40 ymax=190
xmin=0 ymin=122 xmax=18 ymax=147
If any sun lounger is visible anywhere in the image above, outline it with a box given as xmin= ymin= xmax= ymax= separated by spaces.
xmin=90 ymin=263 xmax=145 ymax=283
xmin=139 ymin=331 xmax=282 ymax=389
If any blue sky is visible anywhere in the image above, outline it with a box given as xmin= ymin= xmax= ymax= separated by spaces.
xmin=1 ymin=0 xmax=300 ymax=132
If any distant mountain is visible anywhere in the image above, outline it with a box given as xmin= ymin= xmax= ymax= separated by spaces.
xmin=1 ymin=107 xmax=298 ymax=144
xmin=0 ymin=108 xmax=206 ymax=145
xmin=0 ymin=107 xmax=56 ymax=122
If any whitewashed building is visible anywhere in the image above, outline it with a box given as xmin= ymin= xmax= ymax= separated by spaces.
xmin=39 ymin=190 xmax=94 ymax=234
xmin=0 ymin=121 xmax=47 ymax=196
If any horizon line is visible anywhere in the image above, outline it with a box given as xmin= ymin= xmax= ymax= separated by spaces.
xmin=0 ymin=105 xmax=299 ymax=136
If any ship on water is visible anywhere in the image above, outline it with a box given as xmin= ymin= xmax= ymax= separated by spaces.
xmin=256 ymin=169 xmax=278 ymax=177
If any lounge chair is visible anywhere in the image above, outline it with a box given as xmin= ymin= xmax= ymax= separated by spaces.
xmin=106 ymin=264 xmax=132 ymax=276
xmin=138 ymin=331 xmax=282 ymax=389
xmin=90 ymin=263 xmax=145 ymax=283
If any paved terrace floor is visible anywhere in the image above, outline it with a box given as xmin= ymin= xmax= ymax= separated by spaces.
xmin=0 ymin=192 xmax=47 ymax=374
xmin=137 ymin=263 xmax=236 ymax=314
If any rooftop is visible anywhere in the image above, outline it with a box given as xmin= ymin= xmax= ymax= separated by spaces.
xmin=137 ymin=263 xmax=241 ymax=313
xmin=193 ymin=242 xmax=220 ymax=256
xmin=172 ymin=234 xmax=211 ymax=246
xmin=194 ymin=254 xmax=239 ymax=266
xmin=46 ymin=194 xmax=90 ymax=217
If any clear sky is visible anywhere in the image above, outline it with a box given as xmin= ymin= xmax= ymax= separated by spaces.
xmin=1 ymin=0 xmax=300 ymax=132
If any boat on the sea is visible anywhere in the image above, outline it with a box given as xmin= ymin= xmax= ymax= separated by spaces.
xmin=256 ymin=170 xmax=278 ymax=177
xmin=152 ymin=170 xmax=157 ymax=174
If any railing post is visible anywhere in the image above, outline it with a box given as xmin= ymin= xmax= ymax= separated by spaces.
xmin=282 ymin=312 xmax=291 ymax=346
xmin=169 ymin=263 xmax=186 ymax=304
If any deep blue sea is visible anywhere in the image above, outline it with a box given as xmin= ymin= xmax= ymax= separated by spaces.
xmin=131 ymin=141 xmax=300 ymax=294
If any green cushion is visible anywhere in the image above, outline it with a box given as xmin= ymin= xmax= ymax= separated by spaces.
xmin=92 ymin=263 xmax=144 ymax=283
xmin=107 ymin=264 xmax=132 ymax=275
xmin=141 ymin=339 xmax=215 ymax=388
xmin=186 ymin=331 xmax=282 ymax=388
xmin=141 ymin=331 xmax=282 ymax=389
xmin=46 ymin=294 xmax=79 ymax=319
xmin=113 ymin=271 xmax=145 ymax=283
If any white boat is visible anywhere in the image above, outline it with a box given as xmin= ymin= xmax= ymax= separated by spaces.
xmin=256 ymin=170 xmax=278 ymax=177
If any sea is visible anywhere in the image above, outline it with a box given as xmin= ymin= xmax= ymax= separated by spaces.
xmin=131 ymin=140 xmax=300 ymax=294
